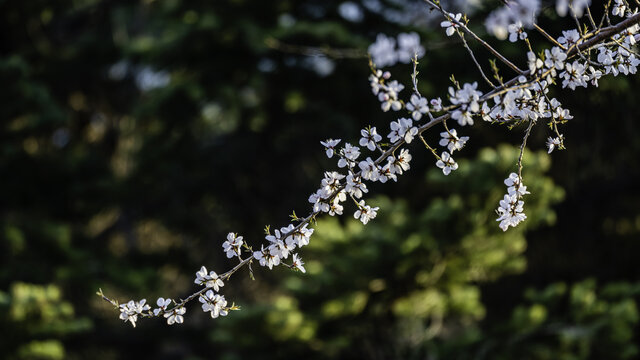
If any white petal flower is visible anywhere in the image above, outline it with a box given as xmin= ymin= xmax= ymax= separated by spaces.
xmin=396 ymin=32 xmax=425 ymax=64
xmin=504 ymin=173 xmax=530 ymax=196
xmin=205 ymin=271 xmax=224 ymax=292
xmin=153 ymin=297 xmax=172 ymax=316
xmin=406 ymin=94 xmax=429 ymax=120
xmin=386 ymin=148 xmax=412 ymax=175
xmin=359 ymin=157 xmax=380 ymax=181
xmin=557 ymin=0 xmax=591 ymax=17
xmin=388 ymin=118 xmax=418 ymax=144
xmin=222 ymin=232 xmax=243 ymax=259
xmin=194 ymin=266 xmax=210 ymax=286
xmin=440 ymin=13 xmax=462 ymax=37
xmin=337 ymin=143 xmax=361 ymax=168
xmin=200 ymin=290 xmax=228 ymax=319
xmin=496 ymin=194 xmax=527 ymax=231
xmin=508 ymin=22 xmax=527 ymax=42
xmin=346 ymin=173 xmax=368 ymax=198
xmin=354 ymin=200 xmax=379 ymax=225
xmin=292 ymin=253 xmax=306 ymax=273
xmin=118 ymin=299 xmax=150 ymax=328
xmin=164 ymin=307 xmax=186 ymax=325
xmin=439 ymin=129 xmax=469 ymax=153
xmin=546 ymin=136 xmax=563 ymax=153
xmin=368 ymin=33 xmax=398 ymax=68
xmin=359 ymin=127 xmax=382 ymax=151
xmin=435 ymin=152 xmax=458 ymax=175
xmin=320 ymin=139 xmax=341 ymax=158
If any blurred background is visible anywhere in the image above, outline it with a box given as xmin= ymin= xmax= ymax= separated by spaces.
xmin=1 ymin=0 xmax=640 ymax=359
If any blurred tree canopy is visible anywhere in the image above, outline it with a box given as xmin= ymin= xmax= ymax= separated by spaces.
xmin=1 ymin=0 xmax=640 ymax=359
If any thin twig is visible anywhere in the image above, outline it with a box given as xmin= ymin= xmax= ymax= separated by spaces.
xmin=457 ymin=30 xmax=497 ymax=88
xmin=423 ymin=0 xmax=525 ymax=74
xmin=534 ymin=24 xmax=566 ymax=49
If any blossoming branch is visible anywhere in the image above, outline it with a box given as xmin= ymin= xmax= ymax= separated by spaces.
xmin=99 ymin=0 xmax=640 ymax=328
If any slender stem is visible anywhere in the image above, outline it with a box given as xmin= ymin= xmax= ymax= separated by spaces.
xmin=586 ymin=6 xmax=598 ymax=31
xmin=517 ymin=119 xmax=535 ymax=179
xmin=457 ymin=30 xmax=497 ymax=88
xmin=423 ymin=0 xmax=525 ymax=74
xmin=534 ymin=24 xmax=566 ymax=49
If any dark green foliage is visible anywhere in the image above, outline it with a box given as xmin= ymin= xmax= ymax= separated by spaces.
xmin=1 ymin=0 xmax=640 ymax=359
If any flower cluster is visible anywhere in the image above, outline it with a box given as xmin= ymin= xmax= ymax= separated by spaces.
xmin=449 ymin=82 xmax=482 ymax=126
xmin=195 ymin=266 xmax=225 ymax=291
xmin=496 ymin=173 xmax=530 ymax=231
xmin=200 ymin=290 xmax=228 ymax=318
xmin=254 ymin=224 xmax=313 ymax=271
xmin=556 ymin=0 xmax=591 ymax=17
xmin=368 ymin=32 xmax=425 ymax=68
xmin=222 ymin=232 xmax=243 ymax=258
xmin=118 ymin=299 xmax=150 ymax=328
xmin=369 ymin=70 xmax=405 ymax=112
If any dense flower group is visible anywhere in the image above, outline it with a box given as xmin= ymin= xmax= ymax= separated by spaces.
xmin=496 ymin=173 xmax=530 ymax=231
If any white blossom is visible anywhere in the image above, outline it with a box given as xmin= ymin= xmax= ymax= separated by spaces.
xmin=194 ymin=266 xmax=225 ymax=291
xmin=346 ymin=173 xmax=368 ymax=198
xmin=359 ymin=127 xmax=382 ymax=151
xmin=441 ymin=13 xmax=462 ymax=37
xmin=508 ymin=22 xmax=528 ymax=42
xmin=556 ymin=0 xmax=591 ymax=17
xmin=449 ymin=82 xmax=482 ymax=111
xmin=291 ymin=253 xmax=306 ymax=273
xmin=164 ymin=307 xmax=186 ymax=325
xmin=378 ymin=80 xmax=404 ymax=112
xmin=388 ymin=118 xmax=418 ymax=144
xmin=612 ymin=0 xmax=626 ymax=17
xmin=354 ymin=200 xmax=379 ymax=225
xmin=544 ymin=47 xmax=567 ymax=70
xmin=320 ymin=139 xmax=341 ymax=158
xmin=496 ymin=194 xmax=527 ymax=231
xmin=222 ymin=232 xmax=243 ymax=259
xmin=527 ymin=51 xmax=544 ymax=74
xmin=485 ymin=0 xmax=540 ymax=39
xmin=430 ymin=98 xmax=443 ymax=112
xmin=267 ymin=229 xmax=295 ymax=259
xmin=359 ymin=157 xmax=380 ymax=181
xmin=436 ymin=152 xmax=458 ymax=175
xmin=337 ymin=143 xmax=361 ymax=168
xmin=119 ymin=299 xmax=150 ymax=328
xmin=546 ymin=136 xmax=563 ymax=153
xmin=253 ymin=245 xmax=281 ymax=269
xmin=406 ymin=94 xmax=429 ymax=120
xmin=200 ymin=290 xmax=228 ymax=319
xmin=557 ymin=29 xmax=580 ymax=48
xmin=588 ymin=66 xmax=603 ymax=86
xmin=439 ymin=129 xmax=469 ymax=153
xmin=504 ymin=173 xmax=530 ymax=196
xmin=485 ymin=7 xmax=511 ymax=40
xmin=386 ymin=148 xmax=412 ymax=175
xmin=153 ymin=297 xmax=172 ymax=316
xmin=368 ymin=33 xmax=397 ymax=68
xmin=397 ymin=32 xmax=425 ymax=64
xmin=560 ymin=60 xmax=588 ymax=90
xmin=280 ymin=223 xmax=314 ymax=248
